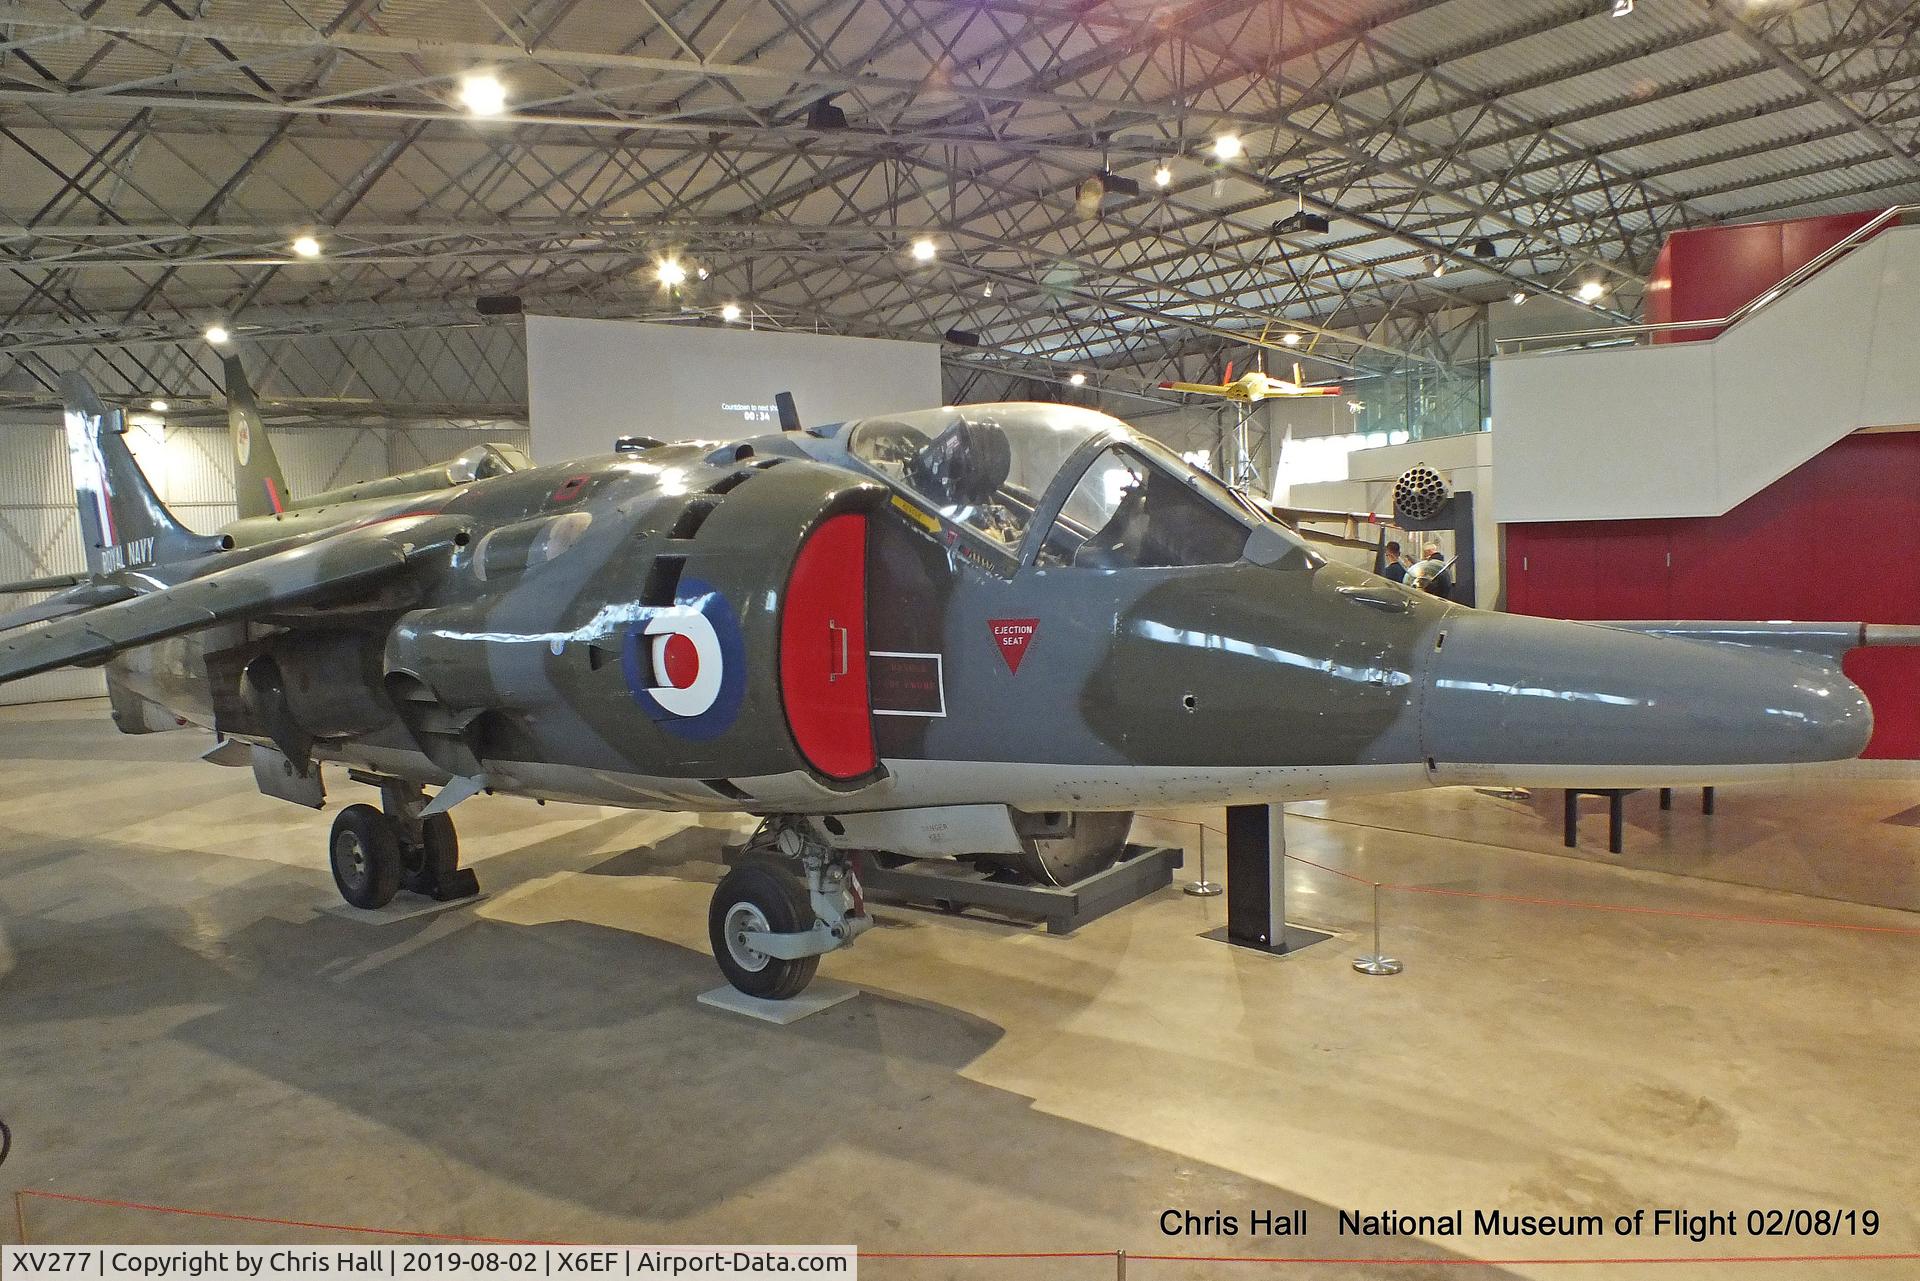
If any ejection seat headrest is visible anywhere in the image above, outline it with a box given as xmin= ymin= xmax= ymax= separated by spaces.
xmin=905 ymin=419 xmax=1013 ymax=508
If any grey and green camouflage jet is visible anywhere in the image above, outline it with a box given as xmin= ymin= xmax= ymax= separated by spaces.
xmin=1 ymin=376 xmax=1909 ymax=998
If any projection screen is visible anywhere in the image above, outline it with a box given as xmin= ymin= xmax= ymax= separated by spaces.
xmin=526 ymin=315 xmax=943 ymax=463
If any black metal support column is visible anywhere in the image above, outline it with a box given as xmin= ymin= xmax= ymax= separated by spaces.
xmin=1216 ymin=803 xmax=1332 ymax=957
xmin=1226 ymin=803 xmax=1283 ymax=949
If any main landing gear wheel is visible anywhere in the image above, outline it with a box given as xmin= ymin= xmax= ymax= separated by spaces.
xmin=330 ymin=803 xmax=403 ymax=908
xmin=1015 ymin=811 xmax=1134 ymax=886
xmin=710 ymin=861 xmax=819 ymax=1000
xmin=403 ymin=812 xmax=475 ymax=900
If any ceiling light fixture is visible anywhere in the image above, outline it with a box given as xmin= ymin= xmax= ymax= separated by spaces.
xmin=1577 ymin=279 xmax=1606 ymax=302
xmin=1211 ymin=133 xmax=1242 ymax=161
xmin=1512 ymin=291 xmax=1527 ymax=305
xmin=1069 ymin=372 xmax=1087 ymax=386
xmin=1282 ymin=333 xmax=1301 ymax=347
xmin=458 ymin=72 xmax=507 ymax=116
xmin=1611 ymin=0 xmax=1635 ymax=15
xmin=149 ymin=399 xmax=169 ymax=412
xmin=204 ymin=324 xmax=230 ymax=345
xmin=657 ymin=259 xmax=687 ymax=287
xmin=805 ymin=96 xmax=849 ymax=130
xmin=291 ymin=234 xmax=321 ymax=259
xmin=720 ymin=302 xmax=742 ymax=322
xmin=1153 ymin=164 xmax=1172 ymax=188
xmin=910 ymin=237 xmax=937 ymax=261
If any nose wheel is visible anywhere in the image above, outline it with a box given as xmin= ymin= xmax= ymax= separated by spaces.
xmin=709 ymin=862 xmax=819 ymax=1000
xmin=707 ymin=818 xmax=872 ymax=1000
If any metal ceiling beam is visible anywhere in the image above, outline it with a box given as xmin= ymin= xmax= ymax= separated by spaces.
xmin=1698 ymin=0 xmax=1920 ymax=180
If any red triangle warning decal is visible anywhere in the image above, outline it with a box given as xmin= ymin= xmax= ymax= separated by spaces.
xmin=989 ymin=618 xmax=1038 ymax=674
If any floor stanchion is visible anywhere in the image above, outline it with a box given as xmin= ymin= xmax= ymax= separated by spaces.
xmin=1352 ymin=881 xmax=1402 ymax=975
xmin=1182 ymin=824 xmax=1221 ymax=897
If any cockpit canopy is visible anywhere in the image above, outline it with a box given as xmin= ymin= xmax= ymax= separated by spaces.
xmin=845 ymin=402 xmax=1316 ymax=571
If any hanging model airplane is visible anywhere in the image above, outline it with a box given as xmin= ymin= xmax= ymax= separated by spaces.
xmin=3 ymin=381 xmax=1912 ymax=1000
xmin=1159 ymin=359 xmax=1340 ymax=402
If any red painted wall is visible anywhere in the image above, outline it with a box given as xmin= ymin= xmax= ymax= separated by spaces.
xmin=1646 ymin=211 xmax=1881 ymax=343
xmin=1506 ymin=433 xmax=1920 ymax=758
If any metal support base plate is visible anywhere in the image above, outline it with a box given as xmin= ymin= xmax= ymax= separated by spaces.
xmin=696 ymin=981 xmax=860 ymax=1025
xmin=856 ymin=843 xmax=1182 ymax=935
xmin=1202 ymin=923 xmax=1335 ymax=958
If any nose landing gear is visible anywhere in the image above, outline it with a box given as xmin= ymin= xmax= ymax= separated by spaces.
xmin=328 ymin=773 xmax=481 ymax=909
xmin=708 ymin=817 xmax=871 ymax=999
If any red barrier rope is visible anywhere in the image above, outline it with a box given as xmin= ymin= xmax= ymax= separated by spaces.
xmin=1137 ymin=812 xmax=1920 ymax=936
xmin=14 ymin=1191 xmax=1916 ymax=1268
xmin=13 ymin=1189 xmax=555 ymax=1245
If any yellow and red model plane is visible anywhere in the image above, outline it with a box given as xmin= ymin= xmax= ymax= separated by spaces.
xmin=1158 ymin=359 xmax=1340 ymax=402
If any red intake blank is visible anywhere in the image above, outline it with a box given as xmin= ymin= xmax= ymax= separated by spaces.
xmin=780 ymin=512 xmax=877 ymax=779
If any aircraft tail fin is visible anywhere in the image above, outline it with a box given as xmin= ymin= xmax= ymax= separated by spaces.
xmin=223 ymin=355 xmax=292 ymax=518
xmin=60 ymin=373 xmax=229 ymax=577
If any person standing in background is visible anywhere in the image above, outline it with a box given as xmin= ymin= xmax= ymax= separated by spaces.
xmin=1411 ymin=543 xmax=1453 ymax=599
xmin=1381 ymin=540 xmax=1407 ymax=583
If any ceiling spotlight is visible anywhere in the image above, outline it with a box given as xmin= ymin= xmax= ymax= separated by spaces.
xmin=148 ymin=399 xmax=169 ymax=412
xmin=910 ymin=237 xmax=937 ymax=261
xmin=657 ymin=259 xmax=688 ymax=287
xmin=204 ymin=324 xmax=230 ymax=345
xmin=1347 ymin=400 xmax=1365 ymax=414
xmin=982 ymin=283 xmax=993 ymax=297
xmin=1282 ymin=332 xmax=1301 ymax=347
xmin=1069 ymin=372 xmax=1087 ymax=386
xmin=1272 ymin=210 xmax=1331 ymax=235
xmin=720 ymin=302 xmax=742 ymax=322
xmin=806 ymin=96 xmax=849 ymax=130
xmin=1512 ymin=291 xmax=1527 ymax=306
xmin=459 ymin=72 xmax=507 ymax=116
xmin=1153 ymin=164 xmax=1172 ymax=188
xmin=1211 ymin=133 xmax=1242 ymax=161
xmin=1577 ymin=279 xmax=1606 ymax=302
xmin=1427 ymin=254 xmax=1445 ymax=276
xmin=291 ymin=234 xmax=321 ymax=259
xmin=1611 ymin=0 xmax=1635 ymax=15
xmin=696 ymin=266 xmax=709 ymax=280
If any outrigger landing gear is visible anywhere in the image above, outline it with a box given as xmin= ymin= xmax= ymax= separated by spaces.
xmin=328 ymin=772 xmax=481 ymax=910
xmin=708 ymin=817 xmax=871 ymax=1000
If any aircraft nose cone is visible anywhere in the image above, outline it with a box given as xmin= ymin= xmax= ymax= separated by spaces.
xmin=1421 ymin=613 xmax=1872 ymax=784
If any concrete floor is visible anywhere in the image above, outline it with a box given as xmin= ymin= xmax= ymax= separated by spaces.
xmin=1 ymin=700 xmax=1916 ymax=1280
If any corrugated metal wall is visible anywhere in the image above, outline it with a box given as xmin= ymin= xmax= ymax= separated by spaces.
xmin=0 ymin=416 xmax=529 ymax=707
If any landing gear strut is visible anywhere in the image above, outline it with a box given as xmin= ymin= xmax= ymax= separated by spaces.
xmin=329 ymin=773 xmax=481 ymax=909
xmin=708 ymin=817 xmax=870 ymax=999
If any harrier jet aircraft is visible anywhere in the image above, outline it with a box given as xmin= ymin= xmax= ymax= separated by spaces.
xmin=0 ymin=379 xmax=1906 ymax=999
xmin=222 ymin=355 xmax=530 ymax=519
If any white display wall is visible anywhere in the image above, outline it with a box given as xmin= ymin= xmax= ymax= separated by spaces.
xmin=525 ymin=315 xmax=941 ymax=462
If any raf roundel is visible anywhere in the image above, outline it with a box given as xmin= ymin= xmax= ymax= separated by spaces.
xmin=621 ymin=579 xmax=747 ymax=739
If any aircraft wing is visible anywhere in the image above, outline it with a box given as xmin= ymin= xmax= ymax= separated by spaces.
xmin=0 ymin=580 xmax=136 ymax=634
xmin=1157 ymin=380 xmax=1233 ymax=396
xmin=0 ymin=573 xmax=80 ymax=595
xmin=0 ymin=515 xmax=460 ymax=685
xmin=1276 ymin=504 xmax=1389 ymax=527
